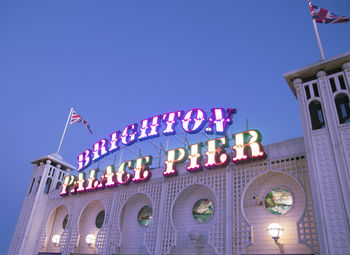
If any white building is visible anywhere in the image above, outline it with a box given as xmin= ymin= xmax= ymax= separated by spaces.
xmin=8 ymin=52 xmax=350 ymax=255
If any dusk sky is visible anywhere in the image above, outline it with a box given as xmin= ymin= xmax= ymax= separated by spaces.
xmin=1 ymin=0 xmax=349 ymax=253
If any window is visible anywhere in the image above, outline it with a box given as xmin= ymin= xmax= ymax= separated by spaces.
xmin=309 ymin=100 xmax=326 ymax=130
xmin=43 ymin=178 xmax=52 ymax=194
xmin=63 ymin=215 xmax=68 ymax=229
xmin=330 ymin=77 xmax=337 ymax=92
xmin=312 ymin=83 xmax=319 ymax=97
xmin=137 ymin=206 xmax=152 ymax=227
xmin=192 ymin=198 xmax=213 ymax=223
xmin=36 ymin=176 xmax=41 ymax=192
xmin=55 ymin=182 xmax=62 ymax=190
xmin=265 ymin=187 xmax=293 ymax=215
xmin=28 ymin=178 xmax=35 ymax=194
xmin=95 ymin=210 xmax=105 ymax=229
xmin=335 ymin=94 xmax=350 ymax=124
xmin=304 ymin=85 xmax=311 ymax=99
xmin=339 ymin=75 xmax=347 ymax=90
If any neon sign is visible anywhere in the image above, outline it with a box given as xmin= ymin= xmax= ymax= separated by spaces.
xmin=61 ymin=130 xmax=265 ymax=196
xmin=76 ymin=108 xmax=237 ymax=172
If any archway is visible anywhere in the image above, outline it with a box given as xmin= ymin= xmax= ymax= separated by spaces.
xmin=40 ymin=204 xmax=68 ymax=253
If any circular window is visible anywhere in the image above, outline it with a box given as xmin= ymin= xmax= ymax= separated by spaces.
xmin=138 ymin=206 xmax=153 ymax=227
xmin=265 ymin=187 xmax=293 ymax=215
xmin=62 ymin=215 xmax=68 ymax=229
xmin=192 ymin=198 xmax=213 ymax=223
xmin=95 ymin=210 xmax=105 ymax=229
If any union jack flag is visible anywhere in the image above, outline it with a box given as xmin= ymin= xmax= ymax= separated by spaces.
xmin=309 ymin=1 xmax=350 ymax=24
xmin=70 ymin=109 xmax=93 ymax=134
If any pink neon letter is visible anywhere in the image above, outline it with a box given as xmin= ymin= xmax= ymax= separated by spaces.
xmin=205 ymin=108 xmax=236 ymax=135
xmin=70 ymin=172 xmax=86 ymax=194
xmin=204 ymin=137 xmax=229 ymax=169
xmin=181 ymin=108 xmax=206 ymax=134
xmin=85 ymin=169 xmax=99 ymax=191
xmin=121 ymin=124 xmax=138 ymax=145
xmin=116 ymin=161 xmax=133 ymax=185
xmin=138 ymin=116 xmax=161 ymax=140
xmin=132 ymin=156 xmax=153 ymax=183
xmin=92 ymin=139 xmax=109 ymax=162
xmin=163 ymin=148 xmax=187 ymax=177
xmin=109 ymin=131 xmax=121 ymax=153
xmin=97 ymin=165 xmax=116 ymax=188
xmin=162 ymin=111 xmax=183 ymax=135
xmin=77 ymin=149 xmax=91 ymax=172
xmin=186 ymin=142 xmax=203 ymax=172
xmin=232 ymin=130 xmax=265 ymax=163
xmin=60 ymin=175 xmax=76 ymax=196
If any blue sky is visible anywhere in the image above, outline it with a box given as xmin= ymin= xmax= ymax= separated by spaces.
xmin=1 ymin=0 xmax=349 ymax=253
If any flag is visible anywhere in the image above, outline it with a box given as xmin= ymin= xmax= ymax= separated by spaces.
xmin=308 ymin=1 xmax=350 ymax=24
xmin=70 ymin=109 xmax=93 ymax=134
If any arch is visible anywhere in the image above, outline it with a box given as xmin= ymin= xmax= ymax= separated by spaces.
xmin=170 ymin=184 xmax=217 ymax=255
xmin=335 ymin=93 xmax=350 ymax=124
xmin=73 ymin=200 xmax=105 ymax=254
xmin=309 ymin=100 xmax=326 ymax=130
xmin=40 ymin=204 xmax=68 ymax=253
xmin=241 ymin=171 xmax=312 ymax=254
xmin=43 ymin=177 xmax=52 ymax=194
xmin=118 ymin=193 xmax=152 ymax=254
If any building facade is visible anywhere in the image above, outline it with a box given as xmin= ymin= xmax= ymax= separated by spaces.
xmin=8 ymin=53 xmax=350 ymax=255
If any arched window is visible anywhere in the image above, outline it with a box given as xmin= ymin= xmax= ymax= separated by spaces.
xmin=335 ymin=93 xmax=350 ymax=124
xmin=43 ymin=177 xmax=52 ymax=194
xmin=309 ymin=100 xmax=326 ymax=130
xmin=55 ymin=182 xmax=62 ymax=190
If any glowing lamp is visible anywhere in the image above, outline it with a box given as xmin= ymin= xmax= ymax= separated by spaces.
xmin=51 ymin=234 xmax=60 ymax=246
xmin=85 ymin=234 xmax=96 ymax=247
xmin=267 ymin=223 xmax=283 ymax=243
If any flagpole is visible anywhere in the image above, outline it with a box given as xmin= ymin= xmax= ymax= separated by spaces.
xmin=312 ymin=15 xmax=326 ymax=60
xmin=57 ymin=107 xmax=73 ymax=153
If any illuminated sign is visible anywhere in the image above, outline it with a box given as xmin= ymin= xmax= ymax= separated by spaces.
xmin=61 ymin=130 xmax=265 ymax=196
xmin=76 ymin=108 xmax=236 ymax=172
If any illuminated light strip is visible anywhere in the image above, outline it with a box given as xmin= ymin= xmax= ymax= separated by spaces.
xmin=77 ymin=149 xmax=91 ymax=172
xmin=138 ymin=116 xmax=161 ymax=140
xmin=116 ymin=161 xmax=133 ymax=185
xmin=181 ymin=109 xmax=206 ymax=134
xmin=62 ymin=130 xmax=266 ymax=196
xmin=187 ymin=142 xmax=203 ymax=172
xmin=232 ymin=130 xmax=265 ymax=163
xmin=92 ymin=139 xmax=109 ymax=162
xmin=205 ymin=108 xmax=237 ymax=135
xmin=204 ymin=137 xmax=229 ymax=169
xmin=85 ymin=169 xmax=99 ymax=191
xmin=163 ymin=148 xmax=187 ymax=177
xmin=162 ymin=111 xmax=183 ymax=135
xmin=76 ymin=108 xmax=237 ymax=172
xmin=109 ymin=131 xmax=121 ymax=153
xmin=121 ymin=124 xmax=138 ymax=145
xmin=132 ymin=156 xmax=153 ymax=183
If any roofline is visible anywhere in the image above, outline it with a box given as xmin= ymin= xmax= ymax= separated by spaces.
xmin=31 ymin=154 xmax=75 ymax=170
xmin=284 ymin=51 xmax=350 ymax=97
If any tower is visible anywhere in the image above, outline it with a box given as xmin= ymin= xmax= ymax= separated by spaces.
xmin=284 ymin=52 xmax=350 ymax=254
xmin=7 ymin=153 xmax=74 ymax=255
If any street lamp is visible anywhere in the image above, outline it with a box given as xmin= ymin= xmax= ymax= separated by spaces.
xmin=267 ymin=223 xmax=284 ymax=253
xmin=51 ymin=234 xmax=60 ymax=247
xmin=85 ymin=234 xmax=96 ymax=247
